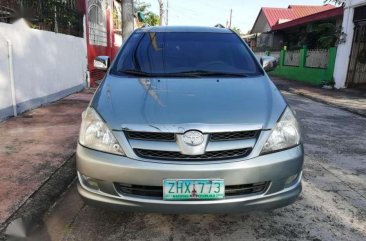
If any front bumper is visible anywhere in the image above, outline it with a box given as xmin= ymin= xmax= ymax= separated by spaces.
xmin=76 ymin=144 xmax=304 ymax=213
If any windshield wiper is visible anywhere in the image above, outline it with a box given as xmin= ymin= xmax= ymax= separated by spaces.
xmin=119 ymin=69 xmax=155 ymax=77
xmin=119 ymin=69 xmax=250 ymax=78
xmin=119 ymin=69 xmax=201 ymax=78
xmin=165 ymin=70 xmax=249 ymax=77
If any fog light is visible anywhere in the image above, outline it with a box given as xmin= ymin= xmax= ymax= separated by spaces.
xmin=285 ymin=173 xmax=299 ymax=187
xmin=79 ymin=173 xmax=100 ymax=190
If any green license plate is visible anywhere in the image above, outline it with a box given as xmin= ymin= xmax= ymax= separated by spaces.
xmin=163 ymin=179 xmax=225 ymax=200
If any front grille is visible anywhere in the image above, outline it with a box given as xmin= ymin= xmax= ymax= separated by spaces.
xmin=210 ymin=131 xmax=258 ymax=141
xmin=125 ymin=130 xmax=259 ymax=142
xmin=126 ymin=131 xmax=175 ymax=141
xmin=115 ymin=182 xmax=269 ymax=198
xmin=134 ymin=148 xmax=252 ymax=161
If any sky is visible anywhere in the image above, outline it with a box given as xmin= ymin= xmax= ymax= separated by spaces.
xmin=142 ymin=0 xmax=331 ymax=33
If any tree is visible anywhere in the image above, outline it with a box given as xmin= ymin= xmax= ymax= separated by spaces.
xmin=323 ymin=0 xmax=346 ymax=6
xmin=122 ymin=0 xmax=134 ymax=40
xmin=1 ymin=0 xmax=83 ymax=36
xmin=316 ymin=22 xmax=341 ymax=48
xmin=144 ymin=10 xmax=159 ymax=26
xmin=135 ymin=1 xmax=160 ymax=26
xmin=288 ymin=22 xmax=341 ymax=49
xmin=231 ymin=27 xmax=241 ymax=35
xmin=157 ymin=0 xmax=164 ymax=26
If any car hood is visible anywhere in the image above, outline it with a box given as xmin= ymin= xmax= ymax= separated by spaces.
xmin=91 ymin=75 xmax=286 ymax=131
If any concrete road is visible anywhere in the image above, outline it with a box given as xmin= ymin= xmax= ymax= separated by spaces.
xmin=26 ymin=92 xmax=366 ymax=241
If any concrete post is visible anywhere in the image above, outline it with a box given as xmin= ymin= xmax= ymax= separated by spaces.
xmin=7 ymin=40 xmax=17 ymax=117
xmin=299 ymin=48 xmax=307 ymax=69
xmin=333 ymin=2 xmax=356 ymax=88
xmin=326 ymin=47 xmax=337 ymax=84
xmin=279 ymin=50 xmax=285 ymax=67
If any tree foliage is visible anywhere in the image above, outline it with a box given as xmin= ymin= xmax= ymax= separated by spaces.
xmin=0 ymin=0 xmax=83 ymax=36
xmin=231 ymin=27 xmax=241 ymax=35
xmin=286 ymin=22 xmax=341 ymax=49
xmin=323 ymin=0 xmax=346 ymax=6
xmin=316 ymin=22 xmax=341 ymax=48
xmin=134 ymin=1 xmax=159 ymax=26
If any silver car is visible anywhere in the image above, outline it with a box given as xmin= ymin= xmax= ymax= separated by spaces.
xmin=77 ymin=26 xmax=303 ymax=213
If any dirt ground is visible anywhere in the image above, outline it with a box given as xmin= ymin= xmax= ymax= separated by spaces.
xmin=0 ymin=92 xmax=91 ymax=230
xmin=11 ymin=91 xmax=366 ymax=241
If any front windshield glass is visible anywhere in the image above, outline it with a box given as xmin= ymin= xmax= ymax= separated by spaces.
xmin=111 ymin=31 xmax=263 ymax=77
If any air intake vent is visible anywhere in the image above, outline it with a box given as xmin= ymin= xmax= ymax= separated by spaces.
xmin=115 ymin=182 xmax=269 ymax=198
xmin=134 ymin=148 xmax=252 ymax=161
xmin=126 ymin=131 xmax=175 ymax=141
xmin=210 ymin=131 xmax=258 ymax=141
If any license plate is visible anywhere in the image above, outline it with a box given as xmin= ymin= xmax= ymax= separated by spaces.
xmin=163 ymin=179 xmax=225 ymax=200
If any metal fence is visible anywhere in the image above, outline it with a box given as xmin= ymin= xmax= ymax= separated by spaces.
xmin=254 ymin=51 xmax=281 ymax=63
xmin=284 ymin=50 xmax=300 ymax=66
xmin=305 ymin=49 xmax=329 ymax=69
xmin=270 ymin=51 xmax=280 ymax=61
xmin=89 ymin=22 xmax=107 ymax=46
xmin=0 ymin=0 xmax=83 ymax=37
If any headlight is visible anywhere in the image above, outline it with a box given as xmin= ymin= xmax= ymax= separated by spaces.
xmin=261 ymin=107 xmax=301 ymax=154
xmin=79 ymin=107 xmax=125 ymax=155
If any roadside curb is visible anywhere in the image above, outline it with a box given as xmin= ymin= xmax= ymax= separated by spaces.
xmin=0 ymin=154 xmax=77 ymax=240
xmin=270 ymin=76 xmax=366 ymax=118
xmin=282 ymin=87 xmax=366 ymax=118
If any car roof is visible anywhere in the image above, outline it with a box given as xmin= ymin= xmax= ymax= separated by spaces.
xmin=135 ymin=26 xmax=232 ymax=34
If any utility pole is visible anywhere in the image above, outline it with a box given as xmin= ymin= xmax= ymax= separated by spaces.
xmin=165 ymin=0 xmax=169 ymax=26
xmin=229 ymin=9 xmax=232 ymax=29
xmin=122 ymin=0 xmax=134 ymax=41
xmin=157 ymin=0 xmax=164 ymax=26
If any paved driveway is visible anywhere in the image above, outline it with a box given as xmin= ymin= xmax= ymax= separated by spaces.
xmin=29 ymin=91 xmax=366 ymax=241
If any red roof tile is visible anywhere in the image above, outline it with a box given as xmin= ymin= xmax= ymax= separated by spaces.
xmin=272 ymin=7 xmax=343 ymax=31
xmin=262 ymin=4 xmax=336 ymax=27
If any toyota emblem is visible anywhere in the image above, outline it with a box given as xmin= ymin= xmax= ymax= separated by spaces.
xmin=182 ymin=130 xmax=204 ymax=146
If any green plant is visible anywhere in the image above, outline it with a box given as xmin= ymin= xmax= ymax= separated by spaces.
xmin=323 ymin=0 xmax=346 ymax=6
xmin=316 ymin=22 xmax=341 ymax=48
xmin=231 ymin=27 xmax=241 ymax=35
xmin=134 ymin=1 xmax=160 ymax=26
xmin=6 ymin=0 xmax=83 ymax=36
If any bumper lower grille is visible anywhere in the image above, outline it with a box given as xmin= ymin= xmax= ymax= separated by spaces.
xmin=115 ymin=182 xmax=269 ymax=198
xmin=134 ymin=148 xmax=252 ymax=161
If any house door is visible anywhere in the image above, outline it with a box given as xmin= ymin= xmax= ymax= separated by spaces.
xmin=346 ymin=7 xmax=366 ymax=89
xmin=346 ymin=23 xmax=366 ymax=88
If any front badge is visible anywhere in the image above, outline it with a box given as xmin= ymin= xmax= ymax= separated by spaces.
xmin=182 ymin=130 xmax=204 ymax=146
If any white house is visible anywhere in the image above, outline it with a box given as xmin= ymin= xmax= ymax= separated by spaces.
xmin=334 ymin=0 xmax=366 ymax=89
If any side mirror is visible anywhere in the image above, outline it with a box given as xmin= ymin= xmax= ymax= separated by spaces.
xmin=260 ymin=56 xmax=277 ymax=72
xmin=94 ymin=56 xmax=110 ymax=71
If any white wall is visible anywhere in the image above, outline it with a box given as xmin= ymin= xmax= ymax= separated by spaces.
xmin=251 ymin=11 xmax=271 ymax=34
xmin=0 ymin=19 xmax=87 ymax=120
xmin=333 ymin=0 xmax=366 ymax=88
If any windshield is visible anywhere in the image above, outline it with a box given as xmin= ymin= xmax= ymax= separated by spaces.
xmin=111 ymin=31 xmax=263 ymax=77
